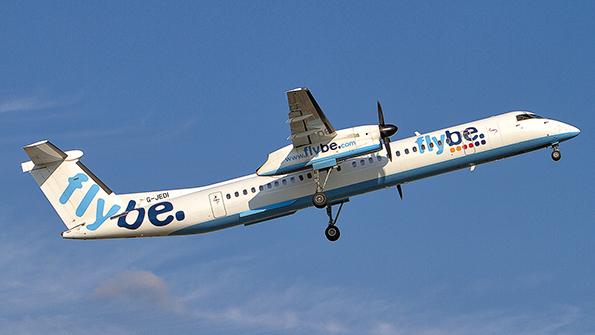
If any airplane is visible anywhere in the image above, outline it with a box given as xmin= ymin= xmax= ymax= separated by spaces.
xmin=21 ymin=88 xmax=580 ymax=242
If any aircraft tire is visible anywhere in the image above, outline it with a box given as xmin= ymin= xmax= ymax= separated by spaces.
xmin=551 ymin=149 xmax=561 ymax=161
xmin=325 ymin=225 xmax=340 ymax=241
xmin=313 ymin=192 xmax=327 ymax=208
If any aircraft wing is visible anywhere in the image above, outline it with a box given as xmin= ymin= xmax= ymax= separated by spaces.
xmin=286 ymin=88 xmax=336 ymax=147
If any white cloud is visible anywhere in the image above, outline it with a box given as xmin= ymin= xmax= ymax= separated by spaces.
xmin=370 ymin=322 xmax=399 ymax=335
xmin=0 ymin=207 xmax=591 ymax=335
xmin=324 ymin=320 xmax=350 ymax=334
xmin=0 ymin=315 xmax=132 ymax=335
xmin=0 ymin=96 xmax=78 ymax=114
xmin=174 ymin=276 xmax=587 ymax=335
xmin=93 ymin=270 xmax=184 ymax=313
xmin=218 ymin=307 xmax=299 ymax=329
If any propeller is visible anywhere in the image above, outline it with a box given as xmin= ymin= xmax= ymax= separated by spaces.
xmin=396 ymin=184 xmax=403 ymax=199
xmin=377 ymin=101 xmax=398 ymax=161
xmin=376 ymin=101 xmax=403 ymax=199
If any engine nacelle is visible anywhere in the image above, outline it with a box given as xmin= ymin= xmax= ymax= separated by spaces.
xmin=257 ymin=125 xmax=382 ymax=176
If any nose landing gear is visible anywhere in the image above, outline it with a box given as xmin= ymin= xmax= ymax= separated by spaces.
xmin=551 ymin=144 xmax=561 ymax=161
xmin=325 ymin=224 xmax=340 ymax=241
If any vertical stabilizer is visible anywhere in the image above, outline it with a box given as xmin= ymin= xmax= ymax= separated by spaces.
xmin=22 ymin=140 xmax=122 ymax=231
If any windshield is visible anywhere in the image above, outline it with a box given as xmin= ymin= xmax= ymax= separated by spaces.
xmin=516 ymin=113 xmax=545 ymax=121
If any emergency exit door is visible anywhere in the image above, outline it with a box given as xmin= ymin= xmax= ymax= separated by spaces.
xmin=208 ymin=192 xmax=227 ymax=218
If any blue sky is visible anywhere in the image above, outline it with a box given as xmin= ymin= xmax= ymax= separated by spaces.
xmin=1 ymin=1 xmax=594 ymax=334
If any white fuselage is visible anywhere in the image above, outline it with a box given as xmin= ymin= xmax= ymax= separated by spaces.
xmin=62 ymin=111 xmax=580 ymax=239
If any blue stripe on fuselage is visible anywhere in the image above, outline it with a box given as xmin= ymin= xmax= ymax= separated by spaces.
xmin=169 ymin=133 xmax=574 ymax=236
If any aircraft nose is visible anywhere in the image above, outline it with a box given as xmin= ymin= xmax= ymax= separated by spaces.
xmin=564 ymin=123 xmax=580 ymax=137
xmin=555 ymin=122 xmax=580 ymax=142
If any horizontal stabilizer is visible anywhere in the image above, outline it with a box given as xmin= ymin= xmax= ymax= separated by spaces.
xmin=22 ymin=140 xmax=68 ymax=172
xmin=24 ymin=140 xmax=67 ymax=164
xmin=21 ymin=140 xmax=84 ymax=173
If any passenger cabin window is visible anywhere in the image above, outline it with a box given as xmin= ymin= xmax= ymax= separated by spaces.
xmin=360 ymin=159 xmax=365 ymax=166
xmin=267 ymin=183 xmax=272 ymax=189
xmin=282 ymin=179 xmax=287 ymax=185
xmin=352 ymin=161 xmax=357 ymax=167
xmin=243 ymin=189 xmax=248 ymax=195
xmin=368 ymin=157 xmax=373 ymax=163
xmin=274 ymin=181 xmax=279 ymax=187
xmin=251 ymin=187 xmax=256 ymax=193
xmin=290 ymin=176 xmax=295 ymax=183
xmin=396 ymin=150 xmax=400 ymax=157
xmin=421 ymin=144 xmax=426 ymax=150
xmin=412 ymin=146 xmax=417 ymax=152
xmin=429 ymin=142 xmax=434 ymax=148
xmin=234 ymin=191 xmax=239 ymax=197
xmin=299 ymin=175 xmax=304 ymax=181
xmin=226 ymin=194 xmax=231 ymax=199
xmin=336 ymin=165 xmax=342 ymax=172
xmin=376 ymin=156 xmax=382 ymax=161
xmin=307 ymin=173 xmax=312 ymax=179
xmin=404 ymin=148 xmax=409 ymax=154
xmin=259 ymin=185 xmax=264 ymax=191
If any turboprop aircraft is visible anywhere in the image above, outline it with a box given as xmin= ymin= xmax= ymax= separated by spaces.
xmin=22 ymin=88 xmax=580 ymax=241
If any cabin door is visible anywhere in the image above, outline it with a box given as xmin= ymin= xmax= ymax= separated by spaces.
xmin=208 ymin=192 xmax=227 ymax=218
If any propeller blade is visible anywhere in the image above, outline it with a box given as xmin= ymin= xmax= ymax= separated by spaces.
xmin=383 ymin=137 xmax=392 ymax=161
xmin=376 ymin=99 xmax=398 ymax=160
xmin=377 ymin=100 xmax=385 ymax=126
xmin=396 ymin=184 xmax=403 ymax=199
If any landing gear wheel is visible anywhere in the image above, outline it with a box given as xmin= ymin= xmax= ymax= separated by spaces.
xmin=551 ymin=149 xmax=561 ymax=161
xmin=313 ymin=192 xmax=327 ymax=209
xmin=325 ymin=225 xmax=340 ymax=241
xmin=324 ymin=202 xmax=344 ymax=242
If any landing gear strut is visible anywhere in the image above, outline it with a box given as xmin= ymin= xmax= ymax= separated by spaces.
xmin=551 ymin=144 xmax=561 ymax=161
xmin=324 ymin=202 xmax=344 ymax=242
xmin=312 ymin=168 xmax=334 ymax=208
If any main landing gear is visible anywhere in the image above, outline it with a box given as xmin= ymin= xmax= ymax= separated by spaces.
xmin=310 ymin=167 xmax=344 ymax=241
xmin=324 ymin=202 xmax=344 ymax=242
xmin=551 ymin=144 xmax=561 ymax=161
xmin=312 ymin=168 xmax=334 ymax=209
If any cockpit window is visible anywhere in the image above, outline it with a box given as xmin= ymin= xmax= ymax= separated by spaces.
xmin=516 ymin=113 xmax=544 ymax=121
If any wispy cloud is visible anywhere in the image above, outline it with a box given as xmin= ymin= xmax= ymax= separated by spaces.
xmin=0 ymin=207 xmax=592 ymax=335
xmin=173 ymin=275 xmax=585 ymax=335
xmin=211 ymin=306 xmax=300 ymax=330
xmin=93 ymin=270 xmax=183 ymax=313
xmin=0 ymin=315 xmax=132 ymax=335
xmin=0 ymin=96 xmax=79 ymax=114
xmin=56 ymin=115 xmax=198 ymax=141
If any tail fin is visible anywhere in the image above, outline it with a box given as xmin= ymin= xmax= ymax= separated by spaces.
xmin=21 ymin=140 xmax=122 ymax=231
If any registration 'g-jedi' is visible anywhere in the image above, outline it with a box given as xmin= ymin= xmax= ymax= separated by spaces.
xmin=22 ymin=88 xmax=580 ymax=241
